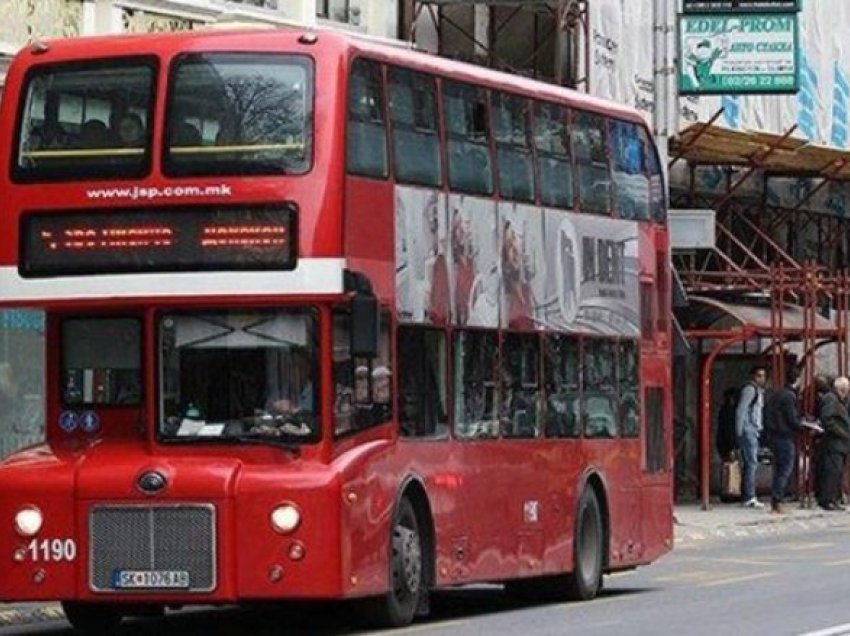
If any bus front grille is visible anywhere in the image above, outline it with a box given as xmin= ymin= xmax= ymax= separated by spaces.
xmin=89 ymin=505 xmax=216 ymax=593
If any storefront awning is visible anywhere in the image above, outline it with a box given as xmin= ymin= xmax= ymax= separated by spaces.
xmin=671 ymin=123 xmax=850 ymax=179
xmin=682 ymin=295 xmax=838 ymax=335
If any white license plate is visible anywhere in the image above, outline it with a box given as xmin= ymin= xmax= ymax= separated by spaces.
xmin=112 ymin=570 xmax=190 ymax=589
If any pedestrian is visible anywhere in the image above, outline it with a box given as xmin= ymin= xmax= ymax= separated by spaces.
xmin=763 ymin=366 xmax=804 ymax=514
xmin=716 ymin=387 xmax=739 ymax=461
xmin=815 ymin=376 xmax=850 ymax=511
xmin=736 ymin=365 xmax=768 ymax=508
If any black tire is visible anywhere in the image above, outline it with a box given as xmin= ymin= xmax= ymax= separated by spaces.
xmin=356 ymin=497 xmax=423 ymax=628
xmin=62 ymin=602 xmax=123 ymax=635
xmin=565 ymin=487 xmax=604 ymax=600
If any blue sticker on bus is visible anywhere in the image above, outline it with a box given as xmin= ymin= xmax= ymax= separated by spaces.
xmin=80 ymin=411 xmax=100 ymax=434
xmin=58 ymin=411 xmax=78 ymax=433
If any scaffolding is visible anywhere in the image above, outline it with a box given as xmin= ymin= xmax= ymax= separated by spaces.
xmin=671 ymin=118 xmax=850 ymax=509
xmin=402 ymin=0 xmax=589 ymax=89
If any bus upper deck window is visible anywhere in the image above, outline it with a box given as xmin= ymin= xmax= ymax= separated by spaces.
xmin=14 ymin=58 xmax=156 ymax=182
xmin=164 ymin=53 xmax=313 ymax=177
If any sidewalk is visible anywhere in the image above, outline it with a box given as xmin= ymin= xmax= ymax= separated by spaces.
xmin=675 ymin=501 xmax=850 ymax=546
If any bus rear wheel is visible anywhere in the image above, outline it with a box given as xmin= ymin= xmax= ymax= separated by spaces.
xmin=61 ymin=601 xmax=123 ymax=635
xmin=356 ymin=497 xmax=423 ymax=628
xmin=565 ymin=487 xmax=604 ymax=600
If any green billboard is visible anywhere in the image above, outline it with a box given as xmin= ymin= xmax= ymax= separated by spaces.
xmin=678 ymin=12 xmax=799 ymax=94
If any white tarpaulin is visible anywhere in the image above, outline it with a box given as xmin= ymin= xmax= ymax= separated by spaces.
xmin=589 ymin=0 xmax=850 ymax=150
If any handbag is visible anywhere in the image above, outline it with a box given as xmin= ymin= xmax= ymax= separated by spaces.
xmin=722 ymin=459 xmax=742 ymax=498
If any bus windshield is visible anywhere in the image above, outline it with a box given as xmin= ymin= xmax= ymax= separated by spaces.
xmin=15 ymin=57 xmax=156 ymax=181
xmin=158 ymin=309 xmax=319 ymax=444
xmin=164 ymin=53 xmax=313 ymax=177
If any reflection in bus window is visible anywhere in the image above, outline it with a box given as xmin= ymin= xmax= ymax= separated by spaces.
xmin=347 ymin=58 xmax=387 ymax=178
xmin=583 ymin=338 xmax=617 ymax=438
xmin=610 ymin=120 xmax=650 ymax=221
xmin=333 ymin=310 xmax=392 ymax=436
xmin=454 ymin=330 xmax=498 ymax=439
xmin=398 ymin=327 xmax=448 ymax=438
xmin=62 ymin=318 xmax=141 ymax=407
xmin=165 ymin=53 xmax=313 ymax=177
xmin=388 ymin=67 xmax=441 ymax=187
xmin=501 ymin=333 xmax=540 ymax=438
xmin=444 ymin=81 xmax=493 ymax=196
xmin=493 ymin=93 xmax=533 ymax=203
xmin=534 ymin=102 xmax=573 ymax=209
xmin=543 ymin=335 xmax=580 ymax=438
xmin=16 ymin=59 xmax=155 ymax=181
xmin=618 ymin=339 xmax=640 ymax=438
xmin=572 ymin=111 xmax=611 ymax=214
xmin=158 ymin=310 xmax=318 ymax=442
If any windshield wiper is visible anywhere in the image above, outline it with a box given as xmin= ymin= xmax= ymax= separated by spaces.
xmin=229 ymin=435 xmax=302 ymax=456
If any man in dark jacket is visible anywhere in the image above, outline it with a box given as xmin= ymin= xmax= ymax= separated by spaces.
xmin=764 ymin=366 xmax=804 ymax=514
xmin=816 ymin=376 xmax=850 ymax=510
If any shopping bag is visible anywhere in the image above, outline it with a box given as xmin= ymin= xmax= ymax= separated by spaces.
xmin=721 ymin=459 xmax=741 ymax=499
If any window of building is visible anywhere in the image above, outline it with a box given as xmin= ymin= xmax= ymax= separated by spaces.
xmin=493 ymin=92 xmax=534 ymax=203
xmin=333 ymin=309 xmax=392 ymax=437
xmin=453 ymin=330 xmax=498 ymax=439
xmin=317 ymin=0 xmax=350 ymax=21
xmin=347 ymin=58 xmax=387 ymax=178
xmin=583 ymin=338 xmax=617 ymax=438
xmin=572 ymin=111 xmax=611 ymax=214
xmin=645 ymin=386 xmax=666 ymax=472
xmin=544 ymin=334 xmax=580 ymax=438
xmin=618 ymin=339 xmax=639 ymax=438
xmin=443 ymin=81 xmax=493 ymax=195
xmin=398 ymin=327 xmax=448 ymax=438
xmin=388 ymin=67 xmax=441 ymax=187
xmin=610 ymin=119 xmax=650 ymax=221
xmin=501 ymin=333 xmax=540 ymax=438
xmin=533 ymin=101 xmax=573 ymax=208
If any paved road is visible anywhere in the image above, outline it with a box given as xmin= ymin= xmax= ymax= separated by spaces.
xmin=5 ymin=516 xmax=850 ymax=636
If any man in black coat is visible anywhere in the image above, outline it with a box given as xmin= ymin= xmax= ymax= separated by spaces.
xmin=765 ymin=366 xmax=804 ymax=514
xmin=816 ymin=376 xmax=850 ymax=510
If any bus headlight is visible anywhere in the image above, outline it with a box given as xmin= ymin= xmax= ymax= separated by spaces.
xmin=14 ymin=507 xmax=43 ymax=537
xmin=270 ymin=504 xmax=301 ymax=534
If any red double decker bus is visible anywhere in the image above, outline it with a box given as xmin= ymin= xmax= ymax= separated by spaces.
xmin=0 ymin=26 xmax=672 ymax=632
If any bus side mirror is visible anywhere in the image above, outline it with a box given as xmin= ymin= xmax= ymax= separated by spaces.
xmin=351 ymin=293 xmax=378 ymax=358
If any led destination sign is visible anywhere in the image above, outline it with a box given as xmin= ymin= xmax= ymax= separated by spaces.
xmin=21 ymin=205 xmax=296 ymax=277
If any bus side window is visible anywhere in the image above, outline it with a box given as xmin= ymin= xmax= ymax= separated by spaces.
xmin=583 ymin=338 xmax=617 ymax=438
xmin=398 ymin=326 xmax=448 ymax=438
xmin=533 ymin=101 xmax=573 ymax=209
xmin=618 ymin=339 xmax=640 ymax=438
xmin=642 ymin=126 xmax=667 ymax=223
xmin=453 ymin=330 xmax=499 ymax=439
xmin=543 ymin=334 xmax=580 ymax=438
xmin=334 ymin=309 xmax=393 ymax=437
xmin=610 ymin=119 xmax=650 ymax=221
xmin=493 ymin=92 xmax=534 ymax=203
xmin=501 ymin=333 xmax=540 ymax=438
xmin=443 ymin=81 xmax=493 ymax=196
xmin=572 ymin=111 xmax=611 ymax=215
xmin=347 ymin=58 xmax=388 ymax=179
xmin=388 ymin=67 xmax=442 ymax=187
xmin=645 ymin=386 xmax=666 ymax=472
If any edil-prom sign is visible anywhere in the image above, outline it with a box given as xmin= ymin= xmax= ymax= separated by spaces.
xmin=678 ymin=12 xmax=798 ymax=94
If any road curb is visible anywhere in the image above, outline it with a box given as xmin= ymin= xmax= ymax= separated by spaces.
xmin=0 ymin=604 xmax=64 ymax=627
xmin=675 ymin=510 xmax=850 ymax=546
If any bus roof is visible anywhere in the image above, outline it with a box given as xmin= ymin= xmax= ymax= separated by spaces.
xmin=14 ymin=26 xmax=648 ymax=128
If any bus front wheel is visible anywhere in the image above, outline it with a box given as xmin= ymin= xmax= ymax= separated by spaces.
xmin=61 ymin=601 xmax=123 ymax=635
xmin=566 ymin=487 xmax=604 ymax=600
xmin=356 ymin=497 xmax=423 ymax=628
